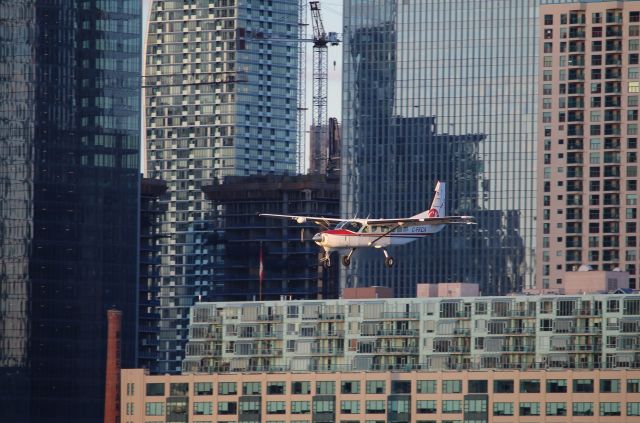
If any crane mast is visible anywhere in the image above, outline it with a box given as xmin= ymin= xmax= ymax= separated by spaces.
xmin=310 ymin=1 xmax=329 ymax=172
xmin=296 ymin=0 xmax=308 ymax=174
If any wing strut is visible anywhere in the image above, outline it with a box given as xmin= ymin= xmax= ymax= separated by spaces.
xmin=367 ymin=224 xmax=402 ymax=247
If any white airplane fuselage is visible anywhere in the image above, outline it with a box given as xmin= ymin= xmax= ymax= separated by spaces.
xmin=312 ymin=222 xmax=445 ymax=251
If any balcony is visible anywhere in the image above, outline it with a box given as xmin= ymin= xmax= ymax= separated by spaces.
xmin=375 ymin=346 xmax=419 ymax=354
xmin=310 ymin=347 xmax=344 ymax=355
xmin=380 ymin=312 xmax=420 ymax=320
xmin=318 ymin=313 xmax=344 ymax=320
xmin=313 ymin=330 xmax=345 ymax=338
xmin=501 ymin=345 xmax=535 ymax=353
xmin=375 ymin=329 xmax=420 ymax=337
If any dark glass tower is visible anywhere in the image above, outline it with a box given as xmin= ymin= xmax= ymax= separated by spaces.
xmin=0 ymin=1 xmax=141 ymax=422
xmin=341 ymin=0 xmax=543 ymax=296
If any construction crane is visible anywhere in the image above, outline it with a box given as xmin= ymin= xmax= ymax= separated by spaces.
xmin=246 ymin=1 xmax=339 ymax=174
xmin=309 ymin=1 xmax=339 ymax=175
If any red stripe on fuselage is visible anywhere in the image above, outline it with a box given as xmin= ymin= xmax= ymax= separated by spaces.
xmin=324 ymin=229 xmax=357 ymax=235
xmin=322 ymin=230 xmax=433 ymax=237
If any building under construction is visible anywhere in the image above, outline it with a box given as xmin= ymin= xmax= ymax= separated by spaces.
xmin=202 ymin=174 xmax=340 ymax=301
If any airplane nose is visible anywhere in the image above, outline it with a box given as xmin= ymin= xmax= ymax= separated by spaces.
xmin=312 ymin=233 xmax=324 ymax=244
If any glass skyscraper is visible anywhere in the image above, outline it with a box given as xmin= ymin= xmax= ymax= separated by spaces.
xmin=0 ymin=1 xmax=141 ymax=421
xmin=145 ymin=0 xmax=299 ymax=373
xmin=341 ymin=0 xmax=549 ymax=296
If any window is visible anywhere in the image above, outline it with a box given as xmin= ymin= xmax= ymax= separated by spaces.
xmin=628 ymin=379 xmax=640 ymax=393
xmin=292 ymin=381 xmax=310 ymax=394
xmin=573 ymin=402 xmax=593 ymax=416
xmin=240 ymin=400 xmax=260 ymax=414
xmin=600 ymin=379 xmax=620 ymax=393
xmin=365 ymin=380 xmax=385 ymax=394
xmin=520 ymin=379 xmax=540 ymax=393
xmin=544 ymin=14 xmax=553 ymax=25
xmin=145 ymin=402 xmax=164 ymax=416
xmin=146 ymin=383 xmax=165 ymax=396
xmin=389 ymin=398 xmax=409 ymax=415
xmin=291 ymin=401 xmax=310 ymax=414
xmin=391 ymin=380 xmax=411 ymax=394
xmin=442 ymin=380 xmax=462 ymax=394
xmin=194 ymin=402 xmax=213 ymax=415
xmin=340 ymin=400 xmax=360 ymax=414
xmin=195 ymin=382 xmax=213 ymax=395
xmin=365 ymin=400 xmax=385 ymax=414
xmin=316 ymin=381 xmax=335 ymax=395
xmin=493 ymin=402 xmax=513 ymax=416
xmin=464 ymin=399 xmax=487 ymax=413
xmin=417 ymin=380 xmax=437 ymax=394
xmin=631 ymin=82 xmax=640 ymax=93
xmin=467 ymin=380 xmax=487 ymax=393
xmin=520 ymin=402 xmax=540 ymax=416
xmin=416 ymin=400 xmax=437 ymax=414
xmin=218 ymin=382 xmax=237 ymax=395
xmin=631 ymin=68 xmax=640 ymax=80
xmin=267 ymin=382 xmax=285 ymax=395
xmin=628 ymin=402 xmax=640 ymax=416
xmin=573 ymin=379 xmax=593 ymax=393
xmin=546 ymin=402 xmax=567 ymax=416
xmin=218 ymin=401 xmax=237 ymax=415
xmin=170 ymin=383 xmax=188 ymax=396
xmin=600 ymin=402 xmax=621 ymax=416
xmin=494 ymin=379 xmax=514 ymax=393
xmin=341 ymin=381 xmax=360 ymax=394
xmin=243 ymin=382 xmax=261 ymax=395
xmin=547 ymin=379 xmax=567 ymax=393
xmin=267 ymin=401 xmax=285 ymax=414
xmin=442 ymin=400 xmax=462 ymax=413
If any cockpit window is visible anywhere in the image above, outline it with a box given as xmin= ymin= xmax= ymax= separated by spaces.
xmin=337 ymin=221 xmax=363 ymax=232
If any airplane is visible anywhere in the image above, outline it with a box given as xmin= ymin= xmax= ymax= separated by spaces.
xmin=259 ymin=181 xmax=475 ymax=268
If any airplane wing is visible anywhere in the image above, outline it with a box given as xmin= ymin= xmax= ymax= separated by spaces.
xmin=365 ymin=216 xmax=476 ymax=227
xmin=259 ymin=213 xmax=343 ymax=228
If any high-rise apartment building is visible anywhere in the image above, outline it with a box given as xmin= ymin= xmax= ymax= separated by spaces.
xmin=145 ymin=0 xmax=299 ymax=373
xmin=0 ymin=1 xmax=141 ymax=421
xmin=537 ymin=1 xmax=640 ymax=291
xmin=341 ymin=0 xmax=544 ymax=296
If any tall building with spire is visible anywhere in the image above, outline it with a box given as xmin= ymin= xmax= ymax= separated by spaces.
xmin=145 ymin=0 xmax=299 ymax=373
xmin=0 ymin=0 xmax=141 ymax=421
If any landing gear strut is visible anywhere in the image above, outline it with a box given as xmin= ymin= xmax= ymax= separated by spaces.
xmin=342 ymin=249 xmax=356 ymax=267
xmin=382 ymin=249 xmax=395 ymax=268
xmin=321 ymin=250 xmax=331 ymax=268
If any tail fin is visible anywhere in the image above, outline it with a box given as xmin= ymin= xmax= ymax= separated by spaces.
xmin=412 ymin=181 xmax=445 ymax=218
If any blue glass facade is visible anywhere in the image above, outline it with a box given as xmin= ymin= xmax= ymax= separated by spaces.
xmin=0 ymin=1 xmax=141 ymax=421
xmin=341 ymin=0 xmax=547 ymax=296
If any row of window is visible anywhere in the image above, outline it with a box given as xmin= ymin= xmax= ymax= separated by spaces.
xmin=143 ymin=378 xmax=640 ymax=397
xmin=142 ymin=399 xmax=640 ymax=417
xmin=544 ymin=10 xmax=638 ymax=26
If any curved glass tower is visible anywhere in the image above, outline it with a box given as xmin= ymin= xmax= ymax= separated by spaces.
xmin=145 ymin=0 xmax=299 ymax=373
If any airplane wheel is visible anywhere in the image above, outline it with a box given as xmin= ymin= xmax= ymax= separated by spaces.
xmin=385 ymin=256 xmax=395 ymax=268
xmin=323 ymin=259 xmax=331 ymax=268
xmin=341 ymin=255 xmax=351 ymax=267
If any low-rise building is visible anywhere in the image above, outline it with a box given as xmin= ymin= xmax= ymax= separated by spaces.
xmin=121 ymin=367 xmax=640 ymax=422
xmin=182 ymin=290 xmax=640 ymax=374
